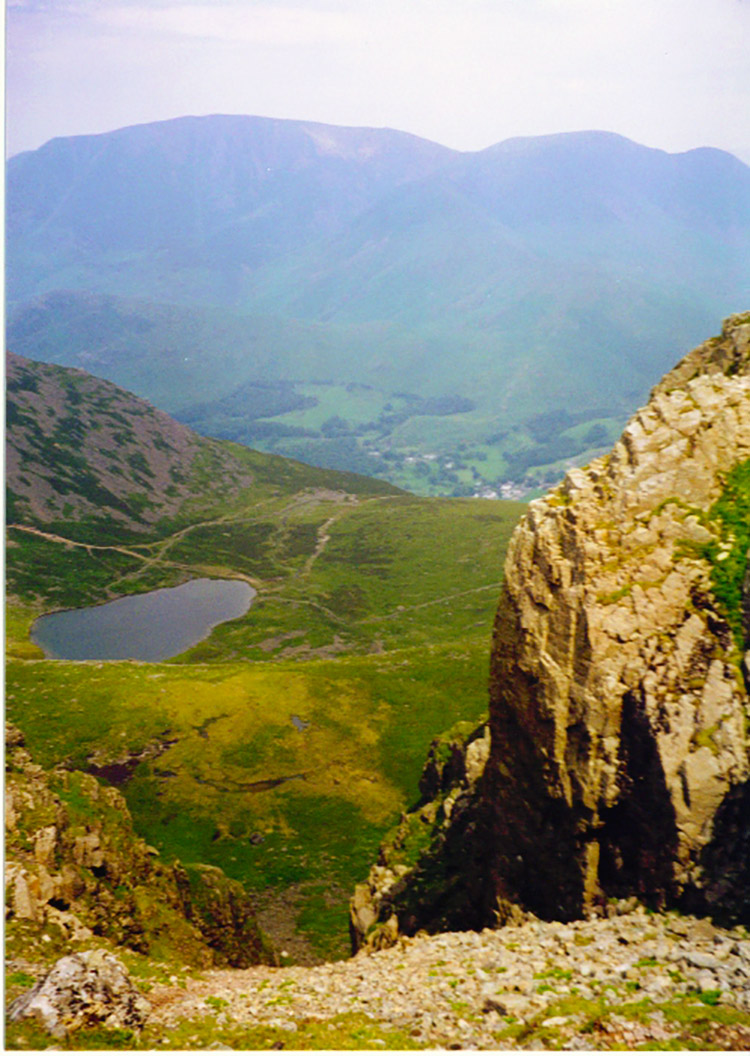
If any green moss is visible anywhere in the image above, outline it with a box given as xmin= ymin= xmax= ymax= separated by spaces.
xmin=6 ymin=970 xmax=36 ymax=988
xmin=500 ymin=988 xmax=750 ymax=1051
xmin=704 ymin=460 xmax=750 ymax=649
xmin=148 ymin=1010 xmax=424 ymax=1050
xmin=697 ymin=989 xmax=722 ymax=1006
xmin=535 ymin=967 xmax=573 ymax=981
xmin=691 ymin=725 xmax=721 ymax=756
xmin=597 ymin=584 xmax=633 ymax=605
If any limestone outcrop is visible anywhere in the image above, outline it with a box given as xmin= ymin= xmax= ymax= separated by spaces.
xmin=486 ymin=311 xmax=750 ymax=922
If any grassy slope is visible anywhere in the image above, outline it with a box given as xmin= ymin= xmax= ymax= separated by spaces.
xmin=7 ymin=373 xmax=524 ymax=959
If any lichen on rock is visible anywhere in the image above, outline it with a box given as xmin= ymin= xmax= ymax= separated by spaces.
xmin=7 ymin=949 xmax=150 ymax=1039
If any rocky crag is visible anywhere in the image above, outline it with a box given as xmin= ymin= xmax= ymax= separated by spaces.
xmin=352 ymin=311 xmax=750 ymax=944
xmin=5 ymin=724 xmax=275 ymax=974
xmin=350 ymin=720 xmax=492 ymax=948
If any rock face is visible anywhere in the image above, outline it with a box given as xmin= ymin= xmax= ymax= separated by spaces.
xmin=8 ymin=950 xmax=150 ymax=1039
xmin=351 ymin=312 xmax=750 ymax=943
xmin=486 ymin=311 xmax=750 ymax=923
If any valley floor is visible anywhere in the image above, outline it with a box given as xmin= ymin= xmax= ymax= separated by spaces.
xmin=35 ymin=907 xmax=748 ymax=1050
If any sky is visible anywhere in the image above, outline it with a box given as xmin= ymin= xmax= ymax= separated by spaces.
xmin=6 ymin=0 xmax=750 ymax=163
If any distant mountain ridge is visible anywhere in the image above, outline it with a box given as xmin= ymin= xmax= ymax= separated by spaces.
xmin=7 ymin=116 xmax=750 ymax=486
xmin=10 ymin=118 xmax=747 ymax=308
xmin=7 ymin=114 xmax=456 ymax=297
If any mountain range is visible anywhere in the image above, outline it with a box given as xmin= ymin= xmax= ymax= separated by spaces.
xmin=8 ymin=115 xmax=750 ymax=488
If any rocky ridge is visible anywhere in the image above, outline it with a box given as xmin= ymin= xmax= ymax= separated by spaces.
xmin=486 ymin=311 xmax=750 ymax=923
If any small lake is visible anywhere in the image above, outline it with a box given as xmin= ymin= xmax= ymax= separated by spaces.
xmin=31 ymin=578 xmax=256 ymax=661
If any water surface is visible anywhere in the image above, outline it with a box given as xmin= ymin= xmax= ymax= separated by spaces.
xmin=31 ymin=578 xmax=255 ymax=661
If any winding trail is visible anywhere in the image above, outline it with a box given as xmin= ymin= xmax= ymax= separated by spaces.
xmin=300 ymin=515 xmax=339 ymax=577
xmin=357 ymin=580 xmax=505 ymax=624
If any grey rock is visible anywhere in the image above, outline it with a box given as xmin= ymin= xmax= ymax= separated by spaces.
xmin=686 ymin=950 xmax=721 ymax=970
xmin=7 ymin=949 xmax=150 ymax=1039
xmin=483 ymin=315 xmax=750 ymax=925
xmin=688 ymin=919 xmax=717 ymax=942
xmin=695 ymin=970 xmax=718 ymax=992
xmin=482 ymin=991 xmax=529 ymax=1017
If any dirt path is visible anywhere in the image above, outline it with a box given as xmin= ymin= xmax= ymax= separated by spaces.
xmin=357 ymin=580 xmax=505 ymax=623
xmin=7 ymin=523 xmax=149 ymax=561
xmin=300 ymin=514 xmax=339 ymax=577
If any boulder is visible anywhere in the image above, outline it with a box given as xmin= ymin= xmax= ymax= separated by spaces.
xmin=7 ymin=949 xmax=150 ymax=1038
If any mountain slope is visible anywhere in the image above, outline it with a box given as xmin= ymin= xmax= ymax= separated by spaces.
xmin=6 ymin=350 xmax=397 ymax=536
xmin=7 ymin=114 xmax=456 ymax=303
xmin=7 ymin=350 xmax=248 ymax=532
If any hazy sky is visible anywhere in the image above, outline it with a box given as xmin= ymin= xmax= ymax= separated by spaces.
xmin=7 ymin=0 xmax=750 ymax=162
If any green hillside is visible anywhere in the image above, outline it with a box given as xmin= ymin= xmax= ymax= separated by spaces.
xmin=6 ymin=356 xmax=524 ymax=961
